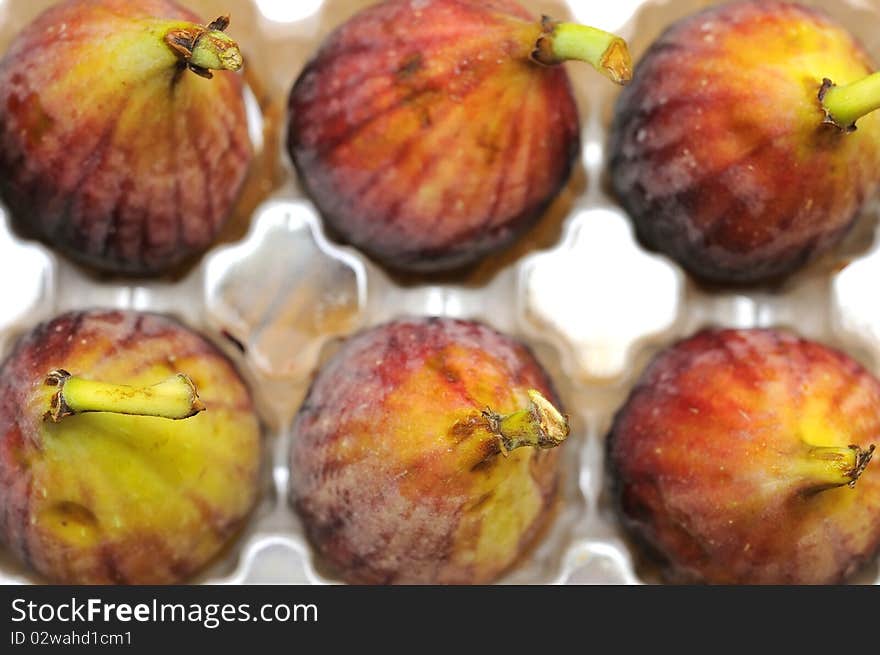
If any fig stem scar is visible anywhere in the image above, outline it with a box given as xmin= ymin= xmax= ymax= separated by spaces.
xmin=43 ymin=369 xmax=206 ymax=423
xmin=820 ymin=73 xmax=880 ymax=131
xmin=483 ymin=389 xmax=570 ymax=456
xmin=164 ymin=15 xmax=243 ymax=79
xmin=532 ymin=17 xmax=632 ymax=85
xmin=801 ymin=444 xmax=875 ymax=491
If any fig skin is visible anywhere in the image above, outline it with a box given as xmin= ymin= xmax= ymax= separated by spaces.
xmin=0 ymin=0 xmax=252 ymax=276
xmin=0 ymin=310 xmax=262 ymax=584
xmin=290 ymin=317 xmax=565 ymax=584
xmin=609 ymin=1 xmax=880 ymax=285
xmin=608 ymin=329 xmax=880 ymax=584
xmin=287 ymin=0 xmax=580 ymax=273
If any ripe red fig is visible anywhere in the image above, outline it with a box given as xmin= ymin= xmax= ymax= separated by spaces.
xmin=610 ymin=1 xmax=880 ymax=284
xmin=608 ymin=329 xmax=880 ymax=584
xmin=290 ymin=318 xmax=570 ymax=584
xmin=0 ymin=310 xmax=262 ymax=584
xmin=288 ymin=0 xmax=631 ymax=273
xmin=0 ymin=0 xmax=253 ymax=275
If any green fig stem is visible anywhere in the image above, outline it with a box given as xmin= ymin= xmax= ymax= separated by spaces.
xmin=483 ymin=389 xmax=570 ymax=456
xmin=799 ymin=444 xmax=875 ymax=492
xmin=43 ymin=369 xmax=206 ymax=423
xmin=164 ymin=15 xmax=243 ymax=80
xmin=532 ymin=17 xmax=632 ymax=85
xmin=820 ymin=73 xmax=880 ymax=132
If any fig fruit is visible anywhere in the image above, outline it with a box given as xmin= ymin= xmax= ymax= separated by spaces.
xmin=608 ymin=328 xmax=880 ymax=584
xmin=0 ymin=310 xmax=262 ymax=584
xmin=290 ymin=317 xmax=570 ymax=584
xmin=610 ymin=1 xmax=880 ymax=284
xmin=0 ymin=0 xmax=252 ymax=275
xmin=288 ymin=0 xmax=631 ymax=273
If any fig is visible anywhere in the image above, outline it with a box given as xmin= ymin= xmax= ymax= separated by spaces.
xmin=290 ymin=317 xmax=570 ymax=584
xmin=0 ymin=0 xmax=252 ymax=276
xmin=0 ymin=310 xmax=262 ymax=584
xmin=609 ymin=0 xmax=880 ymax=284
xmin=608 ymin=328 xmax=880 ymax=584
xmin=288 ymin=0 xmax=631 ymax=273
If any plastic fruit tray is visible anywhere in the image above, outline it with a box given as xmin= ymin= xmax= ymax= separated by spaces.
xmin=1 ymin=0 xmax=879 ymax=585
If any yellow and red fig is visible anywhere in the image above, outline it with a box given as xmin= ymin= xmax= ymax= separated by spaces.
xmin=288 ymin=0 xmax=631 ymax=272
xmin=290 ymin=318 xmax=570 ymax=584
xmin=608 ymin=329 xmax=880 ymax=584
xmin=0 ymin=0 xmax=252 ymax=275
xmin=0 ymin=310 xmax=262 ymax=584
xmin=610 ymin=1 xmax=880 ymax=284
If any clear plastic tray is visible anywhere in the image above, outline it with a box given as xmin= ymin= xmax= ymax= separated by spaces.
xmin=1 ymin=0 xmax=879 ymax=585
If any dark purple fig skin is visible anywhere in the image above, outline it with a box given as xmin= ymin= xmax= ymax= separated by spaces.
xmin=287 ymin=0 xmax=580 ymax=273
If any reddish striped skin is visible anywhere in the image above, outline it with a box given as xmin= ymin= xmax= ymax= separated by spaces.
xmin=0 ymin=0 xmax=252 ymax=275
xmin=0 ymin=310 xmax=261 ymax=584
xmin=290 ymin=318 xmax=563 ymax=584
xmin=609 ymin=1 xmax=880 ymax=284
xmin=287 ymin=0 xmax=580 ymax=272
xmin=608 ymin=329 xmax=880 ymax=584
